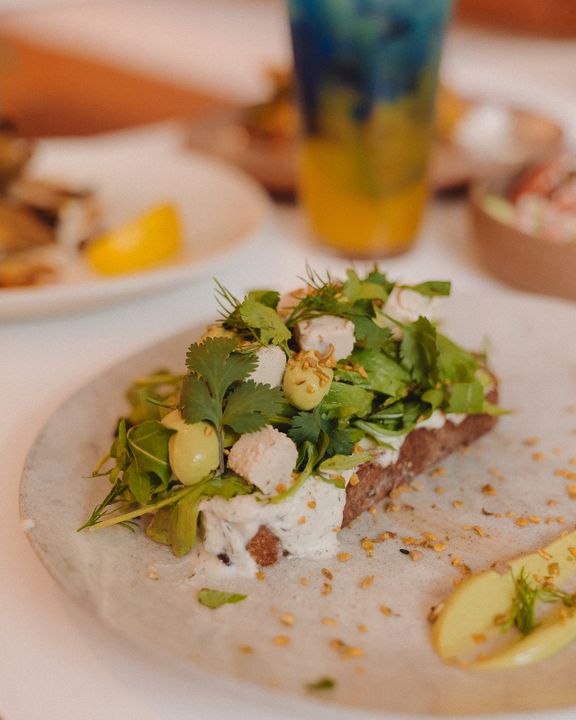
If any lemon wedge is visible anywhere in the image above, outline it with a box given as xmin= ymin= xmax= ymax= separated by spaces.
xmin=87 ymin=203 xmax=182 ymax=275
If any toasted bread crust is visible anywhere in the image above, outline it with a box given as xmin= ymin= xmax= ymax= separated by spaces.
xmin=246 ymin=396 xmax=498 ymax=567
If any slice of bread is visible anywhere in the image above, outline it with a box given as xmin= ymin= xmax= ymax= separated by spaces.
xmin=246 ymin=390 xmax=498 ymax=567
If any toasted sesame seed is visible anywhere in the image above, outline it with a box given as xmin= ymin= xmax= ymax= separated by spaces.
xmin=239 ymin=645 xmax=254 ymax=654
xmin=537 ymin=549 xmax=553 ymax=560
xmin=472 ymin=633 xmax=487 ymax=645
xmin=322 ymin=568 xmax=333 ymax=580
xmin=147 ymin=570 xmax=160 ymax=580
xmin=276 ymin=483 xmax=287 ymax=493
xmin=568 ymin=484 xmax=576 ymax=499
xmin=321 ymin=617 xmax=337 ymax=626
xmin=515 ymin=518 xmax=529 ymax=527
xmin=358 ymin=623 xmax=368 ymax=633
xmin=299 ymin=577 xmax=309 ymax=586
xmin=273 ymin=635 xmax=290 ymax=646
xmin=307 ymin=500 xmax=317 ymax=509
xmin=557 ymin=517 xmax=566 ymax=524
xmin=359 ymin=575 xmax=375 ymax=589
xmin=256 ymin=571 xmax=266 ymax=580
xmin=337 ymin=552 xmax=352 ymax=562
xmin=431 ymin=467 xmax=446 ymax=478
xmin=548 ymin=563 xmax=560 ymax=576
xmin=528 ymin=515 xmax=541 ymax=524
xmin=380 ymin=605 xmax=395 ymax=617
xmin=452 ymin=500 xmax=464 ymax=508
xmin=349 ymin=473 xmax=360 ymax=487
xmin=532 ymin=452 xmax=545 ymax=462
xmin=433 ymin=543 xmax=448 ymax=552
xmin=280 ymin=613 xmax=295 ymax=626
xmin=434 ymin=486 xmax=445 ymax=494
xmin=482 ymin=484 xmax=497 ymax=495
xmin=321 ymin=583 xmax=333 ymax=596
xmin=422 ymin=531 xmax=437 ymax=541
xmin=410 ymin=550 xmax=423 ymax=561
xmin=568 ymin=547 xmax=576 ymax=558
xmin=523 ymin=438 xmax=539 ymax=447
xmin=297 ymin=516 xmax=307 ymax=525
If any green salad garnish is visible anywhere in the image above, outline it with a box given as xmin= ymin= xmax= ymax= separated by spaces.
xmin=79 ymin=266 xmax=503 ymax=557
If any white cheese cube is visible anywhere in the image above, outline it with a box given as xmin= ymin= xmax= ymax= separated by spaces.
xmin=227 ymin=426 xmax=298 ymax=495
xmin=296 ymin=315 xmax=355 ymax=361
xmin=248 ymin=345 xmax=286 ymax=387
xmin=380 ymin=286 xmax=441 ymax=337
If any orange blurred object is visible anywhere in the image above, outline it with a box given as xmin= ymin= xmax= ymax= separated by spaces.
xmin=455 ymin=0 xmax=576 ymax=38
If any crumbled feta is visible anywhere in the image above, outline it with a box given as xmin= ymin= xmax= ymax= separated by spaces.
xmin=248 ymin=345 xmax=286 ymax=387
xmin=227 ymin=426 xmax=298 ymax=495
xmin=380 ymin=286 xmax=440 ymax=337
xmin=296 ymin=315 xmax=355 ymax=360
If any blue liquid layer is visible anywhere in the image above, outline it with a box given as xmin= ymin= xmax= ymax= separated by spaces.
xmin=289 ymin=0 xmax=452 ymax=132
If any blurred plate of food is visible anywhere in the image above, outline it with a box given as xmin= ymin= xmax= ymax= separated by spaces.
xmin=184 ymin=72 xmax=564 ymax=197
xmin=470 ymin=152 xmax=576 ymax=301
xmin=0 ymin=122 xmax=270 ymax=320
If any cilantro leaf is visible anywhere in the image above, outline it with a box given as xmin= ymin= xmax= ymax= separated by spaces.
xmin=198 ymin=588 xmax=247 ymax=609
xmin=186 ymin=337 xmax=256 ymax=404
xmin=288 ymin=406 xmax=324 ymax=445
xmin=181 ymin=373 xmax=221 ymax=427
xmin=327 ymin=426 xmax=355 ymax=456
xmin=352 ymin=315 xmax=394 ymax=352
xmin=222 ymin=380 xmax=285 ymax=433
xmin=400 ymin=316 xmax=438 ymax=386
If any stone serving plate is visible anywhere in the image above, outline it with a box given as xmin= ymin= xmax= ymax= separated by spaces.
xmin=20 ymin=291 xmax=576 ymax=719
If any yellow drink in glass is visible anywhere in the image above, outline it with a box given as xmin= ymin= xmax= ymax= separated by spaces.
xmin=288 ymin=0 xmax=452 ymax=257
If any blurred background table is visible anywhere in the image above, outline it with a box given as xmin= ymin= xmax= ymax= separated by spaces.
xmin=1 ymin=3 xmax=576 ymax=720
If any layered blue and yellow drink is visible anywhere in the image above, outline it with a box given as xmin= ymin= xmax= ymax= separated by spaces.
xmin=288 ymin=0 xmax=452 ymax=256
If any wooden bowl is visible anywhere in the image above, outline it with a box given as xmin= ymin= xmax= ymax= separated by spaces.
xmin=456 ymin=0 xmax=576 ymax=38
xmin=470 ymin=178 xmax=576 ymax=302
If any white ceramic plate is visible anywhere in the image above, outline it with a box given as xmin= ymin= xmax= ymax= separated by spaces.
xmin=0 ymin=124 xmax=270 ymax=320
xmin=20 ymin=290 xmax=576 ymax=719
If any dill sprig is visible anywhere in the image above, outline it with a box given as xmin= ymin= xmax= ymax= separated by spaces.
xmin=504 ymin=568 xmax=575 ymax=636
xmin=284 ymin=266 xmax=345 ymax=327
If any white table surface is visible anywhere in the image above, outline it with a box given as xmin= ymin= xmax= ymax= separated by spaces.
xmin=2 ymin=2 xmax=576 ymax=719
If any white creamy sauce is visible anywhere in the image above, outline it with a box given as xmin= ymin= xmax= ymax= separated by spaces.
xmin=198 ymin=410 xmax=465 ymax=576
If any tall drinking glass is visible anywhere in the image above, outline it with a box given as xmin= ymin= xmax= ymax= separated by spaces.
xmin=288 ymin=0 xmax=453 ymax=257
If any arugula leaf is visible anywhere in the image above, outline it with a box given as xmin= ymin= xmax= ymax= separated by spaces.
xmin=446 ymin=380 xmax=485 ymax=414
xmin=123 ymin=463 xmax=153 ymax=506
xmin=222 ymin=380 xmax=285 ymax=433
xmin=342 ymin=269 xmax=388 ymax=302
xmin=127 ymin=421 xmax=174 ymax=485
xmin=239 ymin=294 xmax=291 ymax=348
xmin=168 ymin=489 xmax=203 ymax=557
xmin=354 ymin=419 xmax=403 ymax=446
xmin=437 ymin=333 xmax=479 ymax=383
xmin=198 ymin=588 xmax=247 ymax=609
xmin=327 ymin=426 xmax=355 ymax=456
xmin=338 ymin=349 xmax=410 ymax=397
xmin=125 ymin=370 xmax=183 ymax=425
xmin=400 ymin=316 xmax=438 ymax=386
xmin=306 ymin=677 xmax=336 ymax=692
xmin=144 ymin=505 xmax=172 ymax=546
xmin=406 ymin=280 xmax=451 ymax=297
xmin=320 ymin=382 xmax=374 ymax=419
xmin=318 ymin=452 xmax=372 ymax=472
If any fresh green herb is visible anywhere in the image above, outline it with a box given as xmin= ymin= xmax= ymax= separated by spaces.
xmin=405 ymin=280 xmax=451 ymax=297
xmin=198 ymin=588 xmax=247 ymax=609
xmin=306 ymin=677 xmax=336 ymax=692
xmin=318 ymin=452 xmax=373 ymax=472
xmin=504 ymin=568 xmax=576 ymax=636
xmin=181 ymin=337 xmax=284 ymax=471
xmin=125 ymin=370 xmax=183 ymax=425
xmin=270 ymin=440 xmax=317 ymax=503
xmin=215 ymin=282 xmax=290 ymax=348
xmin=288 ymin=406 xmax=355 ymax=463
xmin=400 ymin=316 xmax=439 ymax=386
xmin=320 ymin=381 xmax=374 ymax=419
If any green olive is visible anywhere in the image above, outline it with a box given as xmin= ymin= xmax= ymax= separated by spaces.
xmin=161 ymin=409 xmax=219 ymax=485
xmin=283 ymin=351 xmax=333 ymax=411
xmin=199 ymin=324 xmax=236 ymax=343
